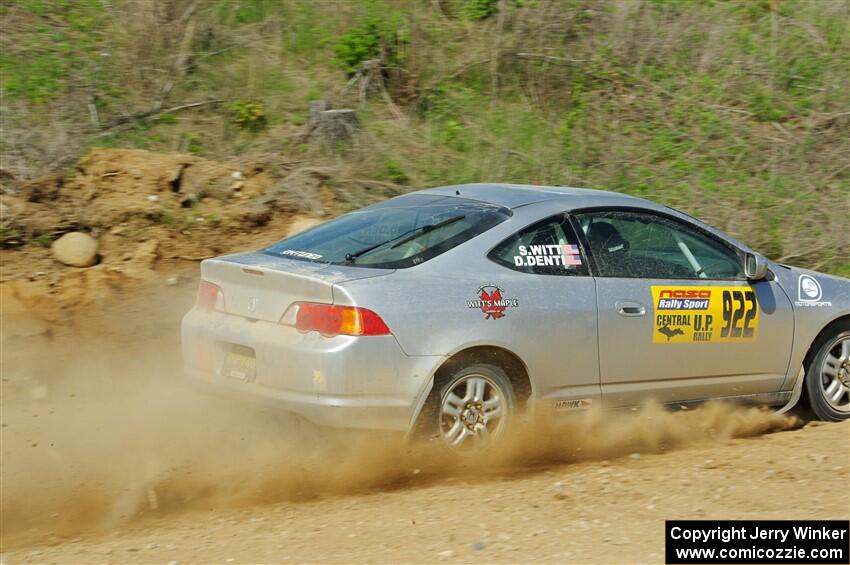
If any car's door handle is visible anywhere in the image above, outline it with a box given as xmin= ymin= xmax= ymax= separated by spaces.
xmin=615 ymin=300 xmax=646 ymax=317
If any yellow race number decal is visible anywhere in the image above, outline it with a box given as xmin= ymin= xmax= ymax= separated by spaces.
xmin=651 ymin=286 xmax=759 ymax=344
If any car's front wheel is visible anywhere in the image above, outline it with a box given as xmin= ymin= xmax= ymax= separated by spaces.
xmin=421 ymin=363 xmax=516 ymax=455
xmin=805 ymin=321 xmax=850 ymax=421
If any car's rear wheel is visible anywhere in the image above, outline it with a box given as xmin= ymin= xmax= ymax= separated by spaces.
xmin=421 ymin=363 xmax=516 ymax=455
xmin=805 ymin=321 xmax=850 ymax=421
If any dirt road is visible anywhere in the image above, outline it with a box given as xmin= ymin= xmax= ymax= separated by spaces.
xmin=3 ymin=418 xmax=847 ymax=564
xmin=1 ymin=281 xmax=849 ymax=564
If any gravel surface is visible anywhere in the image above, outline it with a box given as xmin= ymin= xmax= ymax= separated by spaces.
xmin=3 ymin=419 xmax=847 ymax=564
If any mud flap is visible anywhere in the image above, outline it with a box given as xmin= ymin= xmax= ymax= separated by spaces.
xmin=403 ymin=374 xmax=437 ymax=442
xmin=776 ymin=365 xmax=805 ymax=414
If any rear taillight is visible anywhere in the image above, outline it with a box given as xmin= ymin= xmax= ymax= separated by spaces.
xmin=197 ymin=280 xmax=225 ymax=311
xmin=291 ymin=303 xmax=391 ymax=337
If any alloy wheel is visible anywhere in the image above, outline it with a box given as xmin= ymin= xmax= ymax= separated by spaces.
xmin=439 ymin=374 xmax=507 ymax=451
xmin=821 ymin=335 xmax=850 ymax=412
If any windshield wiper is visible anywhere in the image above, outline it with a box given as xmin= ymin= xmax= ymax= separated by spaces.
xmin=389 ymin=215 xmax=466 ymax=249
xmin=344 ymin=215 xmax=466 ymax=262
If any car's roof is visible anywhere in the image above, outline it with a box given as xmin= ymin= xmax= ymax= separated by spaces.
xmin=416 ymin=183 xmax=653 ymax=210
xmin=416 ymin=183 xmax=754 ymax=253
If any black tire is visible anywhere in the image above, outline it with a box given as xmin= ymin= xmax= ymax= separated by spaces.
xmin=416 ymin=363 xmax=516 ymax=455
xmin=804 ymin=320 xmax=850 ymax=422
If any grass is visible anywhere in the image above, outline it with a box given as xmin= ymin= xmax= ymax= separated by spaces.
xmin=1 ymin=0 xmax=847 ymax=273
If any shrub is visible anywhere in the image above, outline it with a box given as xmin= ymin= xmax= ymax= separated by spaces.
xmin=230 ymin=100 xmax=267 ymax=132
xmin=463 ymin=0 xmax=499 ymax=20
xmin=462 ymin=0 xmax=525 ymax=20
xmin=333 ymin=3 xmax=407 ymax=73
xmin=385 ymin=160 xmax=409 ymax=184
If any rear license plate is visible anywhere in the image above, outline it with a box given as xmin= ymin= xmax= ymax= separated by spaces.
xmin=222 ymin=348 xmax=256 ymax=381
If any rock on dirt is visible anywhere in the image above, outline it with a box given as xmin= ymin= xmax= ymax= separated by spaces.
xmin=51 ymin=232 xmax=98 ymax=267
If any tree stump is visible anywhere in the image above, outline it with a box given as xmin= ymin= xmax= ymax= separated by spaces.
xmin=308 ymin=101 xmax=360 ymax=151
xmin=355 ymin=59 xmax=384 ymax=103
xmin=308 ymin=100 xmax=330 ymax=124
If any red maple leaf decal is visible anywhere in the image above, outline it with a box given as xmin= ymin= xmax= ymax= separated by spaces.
xmin=479 ymin=287 xmax=506 ymax=319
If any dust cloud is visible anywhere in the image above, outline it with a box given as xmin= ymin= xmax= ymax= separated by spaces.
xmin=0 ymin=315 xmax=800 ymax=549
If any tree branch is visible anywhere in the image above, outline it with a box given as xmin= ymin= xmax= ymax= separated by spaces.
xmin=96 ymin=100 xmax=224 ymax=134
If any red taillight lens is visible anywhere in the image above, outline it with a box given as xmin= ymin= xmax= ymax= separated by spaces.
xmin=293 ymin=303 xmax=390 ymax=337
xmin=197 ymin=280 xmax=224 ymax=311
xmin=295 ymin=303 xmax=340 ymax=336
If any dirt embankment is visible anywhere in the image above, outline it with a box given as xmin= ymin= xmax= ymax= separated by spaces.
xmin=0 ymin=148 xmax=328 ymax=340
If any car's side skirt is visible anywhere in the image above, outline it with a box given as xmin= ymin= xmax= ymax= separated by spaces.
xmin=662 ymin=390 xmax=793 ymax=411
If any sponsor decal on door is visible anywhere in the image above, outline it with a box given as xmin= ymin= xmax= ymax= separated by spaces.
xmin=651 ymin=286 xmax=759 ymax=343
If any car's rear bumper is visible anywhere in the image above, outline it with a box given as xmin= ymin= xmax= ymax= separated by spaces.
xmin=181 ymin=308 xmax=441 ymax=432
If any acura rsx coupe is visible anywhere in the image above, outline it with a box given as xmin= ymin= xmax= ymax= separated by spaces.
xmin=182 ymin=184 xmax=850 ymax=452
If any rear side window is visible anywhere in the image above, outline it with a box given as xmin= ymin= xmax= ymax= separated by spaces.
xmin=264 ymin=194 xmax=511 ymax=269
xmin=488 ymin=214 xmax=589 ymax=276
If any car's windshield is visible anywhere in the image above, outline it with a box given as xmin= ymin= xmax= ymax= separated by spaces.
xmin=264 ymin=194 xmax=511 ymax=269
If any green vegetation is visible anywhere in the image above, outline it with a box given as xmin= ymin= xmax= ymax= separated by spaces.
xmin=230 ymin=100 xmax=267 ymax=132
xmin=384 ymin=160 xmax=409 ymax=185
xmin=33 ymin=233 xmax=54 ymax=248
xmin=333 ymin=1 xmax=407 ymax=72
xmin=1 ymin=0 xmax=847 ymax=273
xmin=463 ymin=0 xmax=500 ymax=20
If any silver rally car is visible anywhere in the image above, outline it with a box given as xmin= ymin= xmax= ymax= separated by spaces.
xmin=182 ymin=184 xmax=850 ymax=451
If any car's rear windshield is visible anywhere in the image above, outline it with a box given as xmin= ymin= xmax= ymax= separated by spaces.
xmin=264 ymin=194 xmax=511 ymax=269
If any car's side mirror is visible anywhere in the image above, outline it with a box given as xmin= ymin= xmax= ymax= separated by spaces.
xmin=744 ymin=252 xmax=769 ymax=281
